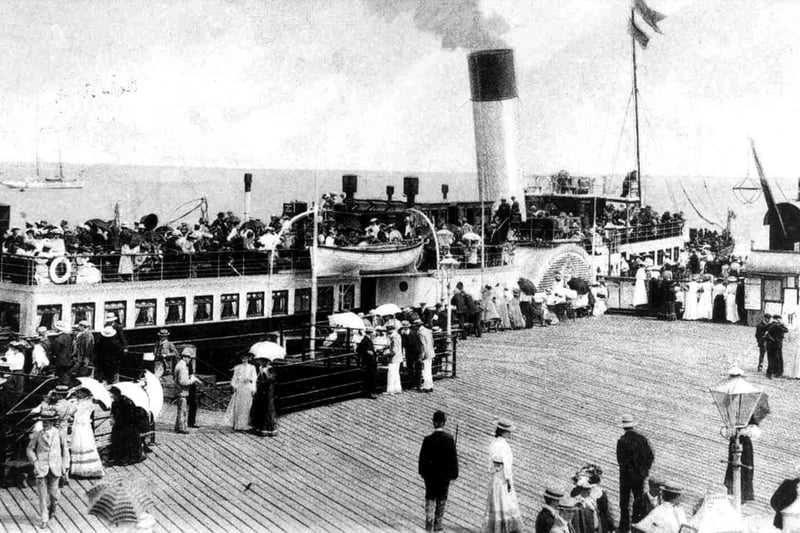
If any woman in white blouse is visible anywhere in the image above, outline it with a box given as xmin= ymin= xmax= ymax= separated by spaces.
xmin=481 ymin=419 xmax=523 ymax=533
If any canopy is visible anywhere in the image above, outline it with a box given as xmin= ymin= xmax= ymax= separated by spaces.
xmin=328 ymin=312 xmax=365 ymax=330
xmin=249 ymin=341 xmax=286 ymax=361
xmin=142 ymin=371 xmax=164 ymax=419
xmin=75 ymin=377 xmax=112 ymax=410
xmin=373 ymin=303 xmax=402 ymax=316
xmin=114 ymin=382 xmax=150 ymax=412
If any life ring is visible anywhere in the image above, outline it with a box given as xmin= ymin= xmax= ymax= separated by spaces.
xmin=49 ymin=256 xmax=73 ymax=284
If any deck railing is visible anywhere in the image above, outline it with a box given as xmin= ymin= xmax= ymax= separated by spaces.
xmin=0 ymin=248 xmax=312 ymax=286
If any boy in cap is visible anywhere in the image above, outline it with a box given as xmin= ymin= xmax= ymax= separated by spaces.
xmin=27 ymin=413 xmax=69 ymax=528
xmin=617 ymin=415 xmax=654 ymax=532
xmin=535 ymin=487 xmax=563 ymax=533
xmin=418 ymin=410 xmax=458 ymax=532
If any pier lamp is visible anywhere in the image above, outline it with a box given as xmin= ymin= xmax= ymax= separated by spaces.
xmin=709 ymin=366 xmax=763 ymax=512
xmin=440 ymin=253 xmax=460 ymax=366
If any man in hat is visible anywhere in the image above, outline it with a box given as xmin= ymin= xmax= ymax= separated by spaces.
xmin=403 ymin=320 xmax=424 ymax=390
xmin=105 ymin=312 xmax=127 ymax=352
xmin=366 ymin=218 xmax=381 ymax=240
xmin=27 ymin=413 xmax=70 ymax=527
xmin=632 ymin=476 xmax=663 ymax=525
xmin=153 ymin=329 xmax=178 ymax=377
xmin=174 ymin=346 xmax=201 ymax=433
xmin=535 ymin=488 xmax=564 ymax=533
xmin=356 ymin=328 xmax=378 ymax=399
xmin=72 ymin=320 xmax=94 ymax=377
xmin=617 ymin=415 xmax=654 ymax=533
xmin=765 ymin=314 xmax=788 ymax=379
xmin=633 ymin=482 xmax=687 ymax=532
xmin=50 ymin=321 xmax=74 ymax=385
xmin=418 ymin=410 xmax=459 ymax=532
xmin=550 ymin=496 xmax=578 ymax=533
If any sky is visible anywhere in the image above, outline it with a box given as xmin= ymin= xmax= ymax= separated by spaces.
xmin=1 ymin=0 xmax=799 ymax=178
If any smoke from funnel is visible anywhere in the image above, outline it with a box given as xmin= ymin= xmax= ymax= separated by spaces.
xmin=362 ymin=0 xmax=509 ymax=50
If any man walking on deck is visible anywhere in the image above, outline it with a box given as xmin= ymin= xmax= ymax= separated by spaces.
xmin=418 ymin=410 xmax=458 ymax=532
xmin=755 ymin=314 xmax=771 ymax=372
xmin=765 ymin=315 xmax=788 ymax=379
xmin=617 ymin=415 xmax=654 ymax=533
xmin=174 ymin=346 xmax=200 ymax=433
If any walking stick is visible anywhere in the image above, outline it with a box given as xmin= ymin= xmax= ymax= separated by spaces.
xmin=454 ymin=423 xmax=459 ymax=448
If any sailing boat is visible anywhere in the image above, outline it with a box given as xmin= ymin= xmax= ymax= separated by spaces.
xmin=1 ymin=149 xmax=84 ymax=190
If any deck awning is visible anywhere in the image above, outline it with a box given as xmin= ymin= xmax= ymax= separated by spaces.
xmin=743 ymin=250 xmax=800 ymax=276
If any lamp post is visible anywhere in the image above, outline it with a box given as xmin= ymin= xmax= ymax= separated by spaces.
xmin=709 ymin=366 xmax=763 ymax=513
xmin=440 ymin=253 xmax=459 ymax=376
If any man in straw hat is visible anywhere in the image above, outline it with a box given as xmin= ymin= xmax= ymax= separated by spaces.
xmin=51 ymin=321 xmax=74 ymax=384
xmin=153 ymin=328 xmax=178 ymax=377
xmin=104 ymin=312 xmax=127 ymax=352
xmin=534 ymin=487 xmax=564 ymax=533
xmin=617 ymin=415 xmax=654 ymax=532
xmin=174 ymin=346 xmax=201 ymax=433
xmin=632 ymin=482 xmax=687 ymax=532
xmin=418 ymin=410 xmax=459 ymax=532
xmin=550 ymin=496 xmax=579 ymax=533
xmin=27 ymin=413 xmax=69 ymax=528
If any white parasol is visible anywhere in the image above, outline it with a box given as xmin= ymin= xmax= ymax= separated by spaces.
xmin=114 ymin=382 xmax=150 ymax=412
xmin=373 ymin=303 xmax=402 ymax=316
xmin=142 ymin=371 xmax=164 ymax=419
xmin=461 ymin=231 xmax=481 ymax=242
xmin=328 ymin=312 xmax=366 ymax=330
xmin=75 ymin=377 xmax=112 ymax=410
xmin=249 ymin=341 xmax=286 ymax=361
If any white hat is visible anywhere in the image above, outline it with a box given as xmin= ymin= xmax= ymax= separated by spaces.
xmin=104 ymin=312 xmax=118 ymax=323
xmin=101 ymin=326 xmax=117 ymax=337
xmin=54 ymin=321 xmax=72 ymax=333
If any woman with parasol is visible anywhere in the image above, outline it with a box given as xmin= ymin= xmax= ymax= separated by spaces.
xmin=69 ymin=387 xmax=105 ymax=479
xmin=225 ymin=352 xmax=257 ymax=431
xmin=250 ymin=356 xmax=278 ymax=437
xmin=108 ymin=386 xmax=145 ymax=466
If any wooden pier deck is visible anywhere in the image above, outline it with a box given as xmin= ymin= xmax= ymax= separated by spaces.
xmin=2 ymin=315 xmax=794 ymax=532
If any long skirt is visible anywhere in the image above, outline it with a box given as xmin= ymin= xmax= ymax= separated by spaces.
xmin=724 ymin=435 xmax=754 ymax=502
xmin=481 ymin=464 xmax=523 ymax=533
xmin=70 ymin=422 xmax=105 ymax=478
xmin=110 ymin=424 xmax=144 ymax=465
xmin=661 ymin=300 xmax=677 ymax=321
xmin=712 ymin=295 xmax=726 ymax=322
xmin=250 ymin=385 xmax=277 ymax=436
xmin=225 ymin=388 xmax=254 ymax=431
xmin=386 ymin=362 xmax=402 ymax=394
xmin=421 ymin=359 xmax=434 ymax=391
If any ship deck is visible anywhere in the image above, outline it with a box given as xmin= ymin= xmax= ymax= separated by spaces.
xmin=1 ymin=315 xmax=790 ymax=532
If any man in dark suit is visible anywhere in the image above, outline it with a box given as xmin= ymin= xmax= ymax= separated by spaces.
xmin=418 ymin=410 xmax=458 ymax=533
xmin=535 ymin=487 xmax=563 ymax=533
xmin=356 ymin=328 xmax=377 ymax=399
xmin=765 ymin=315 xmax=788 ymax=379
xmin=401 ymin=321 xmax=423 ymax=390
xmin=755 ymin=313 xmax=771 ymax=372
xmin=617 ymin=415 xmax=654 ymax=533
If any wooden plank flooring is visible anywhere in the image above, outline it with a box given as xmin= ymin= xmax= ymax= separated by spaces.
xmin=2 ymin=315 xmax=792 ymax=532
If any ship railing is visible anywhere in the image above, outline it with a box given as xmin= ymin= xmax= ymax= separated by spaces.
xmin=0 ymin=248 xmax=313 ymax=286
xmin=604 ymin=220 xmax=685 ymax=246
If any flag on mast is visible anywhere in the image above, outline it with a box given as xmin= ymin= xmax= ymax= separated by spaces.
xmin=628 ymin=18 xmax=650 ymax=49
xmin=634 ymin=0 xmax=666 ymax=34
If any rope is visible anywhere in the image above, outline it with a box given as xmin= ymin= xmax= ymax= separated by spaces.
xmin=166 ymin=202 xmax=203 ymax=227
xmin=610 ymin=88 xmax=634 ymax=176
xmin=680 ymin=182 xmax=724 ymax=229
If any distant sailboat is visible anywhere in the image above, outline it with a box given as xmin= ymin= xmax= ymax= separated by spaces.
xmin=1 ymin=149 xmax=84 ymax=190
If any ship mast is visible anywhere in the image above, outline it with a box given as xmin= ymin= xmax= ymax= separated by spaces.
xmin=631 ymin=8 xmax=643 ymax=207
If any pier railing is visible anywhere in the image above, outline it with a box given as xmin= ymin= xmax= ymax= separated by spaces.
xmin=0 ymin=248 xmax=312 ymax=285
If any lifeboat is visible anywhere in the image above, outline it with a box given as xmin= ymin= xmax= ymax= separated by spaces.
xmin=312 ymin=240 xmax=425 ymax=277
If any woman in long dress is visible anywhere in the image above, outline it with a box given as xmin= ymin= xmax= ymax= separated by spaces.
xmin=225 ymin=353 xmax=256 ymax=431
xmin=250 ymin=358 xmax=278 ymax=437
xmin=725 ymin=420 xmax=760 ymax=503
xmin=482 ymin=286 xmax=500 ymax=325
xmin=592 ymin=281 xmax=608 ymax=317
xmin=69 ymin=388 xmax=105 ymax=479
xmin=632 ymin=265 xmax=648 ymax=307
xmin=508 ymin=289 xmax=525 ymax=329
xmin=697 ymin=274 xmax=714 ymax=320
xmin=683 ymin=276 xmax=700 ymax=320
xmin=712 ymin=279 xmax=727 ymax=322
xmin=725 ymin=277 xmax=740 ymax=323
xmin=108 ymin=387 xmax=145 ymax=466
xmin=495 ymin=285 xmax=511 ymax=330
xmin=481 ymin=420 xmax=523 ymax=533
xmin=385 ymin=324 xmax=403 ymax=394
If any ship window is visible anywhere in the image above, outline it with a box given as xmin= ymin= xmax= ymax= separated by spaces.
xmin=135 ymin=299 xmax=157 ymax=327
xmin=294 ymin=288 xmax=311 ymax=313
xmin=165 ymin=297 xmax=186 ymax=324
xmin=272 ymin=290 xmax=289 ymax=316
xmin=788 ymin=277 xmax=797 ymax=289
xmin=338 ymin=284 xmax=355 ymax=311
xmin=399 ymin=281 xmax=409 ymax=292
xmin=657 ymin=250 xmax=664 ymax=265
xmin=221 ymin=294 xmax=240 ymax=320
xmin=246 ymin=292 xmax=264 ymax=317
xmin=193 ymin=296 xmax=213 ymax=322
xmin=37 ymin=305 xmax=62 ymax=330
xmin=0 ymin=302 xmax=21 ymax=332
xmin=104 ymin=302 xmax=126 ymax=328
xmin=71 ymin=303 xmax=96 ymax=329
xmin=318 ymin=286 xmax=334 ymax=312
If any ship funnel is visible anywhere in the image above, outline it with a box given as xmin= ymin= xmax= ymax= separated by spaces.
xmin=468 ymin=48 xmax=525 ymax=220
xmin=243 ymin=173 xmax=253 ymax=221
xmin=342 ymin=174 xmax=358 ymax=200
xmin=403 ymin=176 xmax=419 ymax=207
